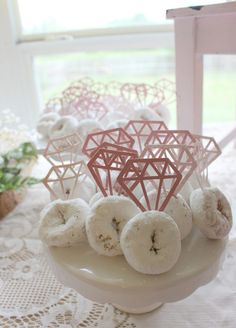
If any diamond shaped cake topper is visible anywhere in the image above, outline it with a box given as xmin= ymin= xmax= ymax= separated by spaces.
xmin=103 ymin=81 xmax=133 ymax=113
xmin=192 ymin=134 xmax=221 ymax=171
xmin=43 ymin=133 xmax=83 ymax=166
xmin=117 ymin=158 xmax=182 ymax=212
xmin=145 ymin=130 xmax=221 ymax=172
xmin=70 ymin=77 xmax=94 ymax=88
xmin=82 ymin=128 xmax=135 ymax=157
xmin=53 ymin=85 xmax=86 ymax=116
xmin=102 ymin=94 xmax=133 ymax=115
xmin=44 ymin=97 xmax=64 ymax=114
xmin=105 ymin=80 xmax=122 ymax=97
xmin=143 ymin=130 xmax=221 ymax=190
xmin=145 ymin=130 xmax=196 ymax=150
xmin=98 ymin=142 xmax=138 ymax=154
xmin=82 ymin=80 xmax=132 ymax=115
xmin=87 ymin=146 xmax=138 ymax=196
xmin=43 ymin=160 xmax=91 ymax=200
xmin=72 ymin=97 xmax=109 ymax=121
xmin=124 ymin=120 xmax=168 ymax=154
xmin=121 ymin=83 xmax=165 ymax=108
xmin=89 ymin=81 xmax=107 ymax=95
xmin=68 ymin=77 xmax=93 ymax=92
xmin=141 ymin=144 xmax=197 ymax=194
xmin=155 ymin=78 xmax=176 ymax=106
xmin=62 ymin=83 xmax=90 ymax=104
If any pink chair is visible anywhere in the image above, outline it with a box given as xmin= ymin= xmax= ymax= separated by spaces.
xmin=167 ymin=1 xmax=236 ymax=148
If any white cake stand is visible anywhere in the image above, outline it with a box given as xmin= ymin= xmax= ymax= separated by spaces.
xmin=45 ymin=228 xmax=227 ymax=314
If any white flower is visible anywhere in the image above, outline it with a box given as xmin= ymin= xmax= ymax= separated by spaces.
xmin=0 ymin=129 xmax=30 ymax=155
xmin=0 ymin=109 xmax=30 ymax=151
xmin=13 ymin=258 xmax=41 ymax=280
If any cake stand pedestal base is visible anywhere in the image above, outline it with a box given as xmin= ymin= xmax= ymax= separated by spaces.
xmin=112 ymin=302 xmax=163 ymax=314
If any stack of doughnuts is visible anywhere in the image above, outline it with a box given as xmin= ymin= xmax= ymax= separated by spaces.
xmin=39 ymin=118 xmax=233 ymax=277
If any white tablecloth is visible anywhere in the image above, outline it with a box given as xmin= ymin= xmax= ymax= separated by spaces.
xmin=0 ymin=150 xmax=236 ymax=327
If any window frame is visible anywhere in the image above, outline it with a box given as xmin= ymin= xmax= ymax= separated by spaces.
xmin=0 ymin=0 xmax=174 ymax=128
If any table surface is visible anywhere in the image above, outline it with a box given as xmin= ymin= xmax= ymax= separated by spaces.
xmin=0 ymin=153 xmax=236 ymax=327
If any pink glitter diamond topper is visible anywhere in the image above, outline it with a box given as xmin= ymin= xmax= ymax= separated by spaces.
xmin=87 ymin=146 xmax=138 ymax=196
xmin=43 ymin=160 xmax=91 ymax=200
xmin=141 ymin=144 xmax=197 ymax=195
xmin=43 ymin=133 xmax=83 ymax=166
xmin=192 ymin=134 xmax=221 ymax=171
xmin=89 ymin=81 xmax=107 ymax=95
xmin=145 ymin=130 xmax=221 ymax=172
xmin=155 ymin=79 xmax=176 ymax=106
xmin=117 ymin=158 xmax=182 ymax=212
xmin=44 ymin=97 xmax=64 ymax=114
xmin=121 ymin=83 xmax=165 ymax=108
xmin=72 ymin=97 xmax=109 ymax=121
xmin=145 ymin=130 xmax=196 ymax=149
xmin=124 ymin=120 xmax=168 ymax=154
xmin=98 ymin=142 xmax=138 ymax=154
xmin=70 ymin=77 xmax=94 ymax=88
xmin=82 ymin=128 xmax=135 ymax=157
xmin=62 ymin=84 xmax=92 ymax=104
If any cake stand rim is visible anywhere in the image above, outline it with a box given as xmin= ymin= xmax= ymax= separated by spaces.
xmin=45 ymin=243 xmax=226 ymax=307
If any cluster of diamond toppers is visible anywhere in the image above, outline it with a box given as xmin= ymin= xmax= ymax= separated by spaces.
xmin=43 ymin=77 xmax=174 ymax=117
xmin=43 ymin=120 xmax=220 ymax=210
xmin=40 ymin=120 xmax=233 ymax=275
xmin=36 ymin=78 xmax=174 ymax=141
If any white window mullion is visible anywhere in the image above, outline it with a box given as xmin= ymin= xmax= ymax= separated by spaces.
xmin=18 ymin=31 xmax=173 ymax=55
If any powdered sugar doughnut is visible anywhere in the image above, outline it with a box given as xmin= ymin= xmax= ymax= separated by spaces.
xmin=49 ymin=116 xmax=78 ymax=139
xmin=37 ymin=112 xmax=60 ymax=138
xmin=190 ymin=187 xmax=233 ymax=239
xmin=131 ymin=107 xmax=162 ymax=121
xmin=51 ymin=174 xmax=96 ymax=203
xmin=86 ymin=196 xmax=139 ymax=256
xmin=107 ymin=119 xmax=128 ymax=129
xmin=120 ymin=211 xmax=181 ymax=274
xmin=89 ymin=191 xmax=104 ymax=207
xmin=152 ymin=104 xmax=171 ymax=125
xmin=103 ymin=111 xmax=127 ymax=125
xmin=77 ymin=119 xmax=103 ymax=139
xmin=161 ymin=194 xmax=192 ymax=240
xmin=179 ymin=181 xmax=193 ymax=204
xmin=188 ymin=171 xmax=201 ymax=190
xmin=39 ymin=199 xmax=90 ymax=247
xmin=140 ymin=191 xmax=192 ymax=240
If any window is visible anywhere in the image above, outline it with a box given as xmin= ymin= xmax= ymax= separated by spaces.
xmin=203 ymin=55 xmax=236 ymax=138
xmin=17 ymin=0 xmax=169 ymax=35
xmin=0 ymin=0 xmax=235 ymax=135
xmin=17 ymin=0 xmax=225 ymax=37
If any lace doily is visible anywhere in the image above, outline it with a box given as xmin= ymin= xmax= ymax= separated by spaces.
xmin=0 ymin=237 xmax=137 ymax=327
